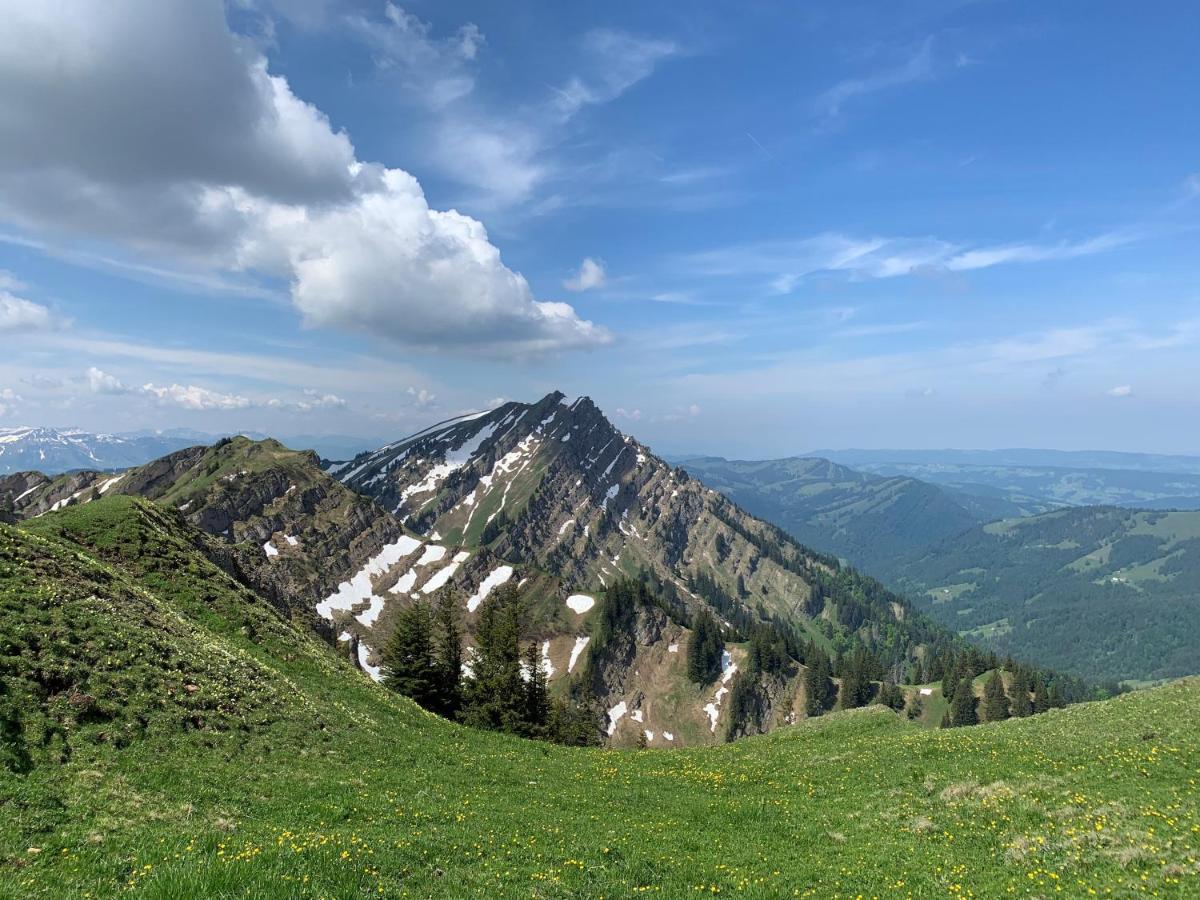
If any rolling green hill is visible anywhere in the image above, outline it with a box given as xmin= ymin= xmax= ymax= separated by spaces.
xmin=892 ymin=507 xmax=1200 ymax=683
xmin=2 ymin=497 xmax=1198 ymax=896
xmin=675 ymin=455 xmax=1017 ymax=576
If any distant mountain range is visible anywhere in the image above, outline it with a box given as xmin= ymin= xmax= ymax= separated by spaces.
xmin=0 ymin=426 xmax=382 ymax=475
xmin=809 ymin=448 xmax=1200 ymax=510
xmin=678 ymin=453 xmax=1200 ymax=684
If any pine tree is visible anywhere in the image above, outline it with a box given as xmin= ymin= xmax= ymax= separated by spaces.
xmin=686 ymin=610 xmax=724 ymax=684
xmin=949 ymin=676 xmax=978 ymax=727
xmin=1032 ymin=676 xmax=1051 ymax=714
xmin=461 ymin=584 xmax=525 ymax=732
xmin=522 ymin=642 xmax=550 ymax=735
xmin=804 ymin=651 xmax=835 ymax=716
xmin=906 ymin=693 xmax=924 ymax=721
xmin=382 ymin=600 xmax=440 ymax=708
xmin=983 ymin=670 xmax=1010 ymax=722
xmin=1008 ymin=669 xmax=1033 ymax=717
xmin=879 ymin=681 xmax=906 ymax=711
xmin=431 ymin=588 xmax=463 ymax=716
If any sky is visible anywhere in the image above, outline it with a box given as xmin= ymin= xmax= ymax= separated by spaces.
xmin=0 ymin=0 xmax=1197 ymax=457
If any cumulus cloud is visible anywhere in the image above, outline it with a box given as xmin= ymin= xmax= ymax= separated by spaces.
xmin=86 ymin=367 xmax=131 ymax=395
xmin=615 ymin=407 xmax=642 ymax=421
xmin=0 ymin=270 xmax=55 ymax=332
xmin=1107 ymin=385 xmax=1133 ymax=398
xmin=406 ymin=386 xmax=437 ymax=408
xmin=141 ymin=382 xmax=254 ymax=411
xmin=563 ymin=257 xmax=607 ymax=292
xmin=0 ymin=1 xmax=608 ymax=355
xmin=0 ymin=387 xmax=21 ymax=417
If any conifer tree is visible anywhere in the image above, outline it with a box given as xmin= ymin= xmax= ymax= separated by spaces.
xmin=432 ymin=588 xmax=463 ymax=716
xmin=1008 ymin=669 xmax=1033 ymax=717
xmin=906 ymin=693 xmax=924 ymax=721
xmin=939 ymin=710 xmax=951 ymax=728
xmin=950 ymin=676 xmax=978 ymax=727
xmin=382 ymin=600 xmax=440 ymax=708
xmin=520 ymin=642 xmax=550 ymax=735
xmin=804 ymin=651 xmax=835 ymax=716
xmin=1032 ymin=676 xmax=1051 ymax=714
xmin=983 ymin=670 xmax=1010 ymax=722
xmin=686 ymin=610 xmax=724 ymax=684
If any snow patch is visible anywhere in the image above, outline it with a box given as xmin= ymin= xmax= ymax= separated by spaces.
xmin=421 ymin=560 xmax=461 ymax=594
xmin=663 ymin=731 xmax=674 ymax=742
xmin=703 ymin=703 xmax=720 ymax=732
xmin=540 ymin=640 xmax=554 ymax=679
xmin=606 ymin=701 xmax=627 ymax=737
xmin=416 ymin=545 xmax=446 ymax=566
xmin=566 ymin=594 xmax=595 ymax=614
xmin=357 ymin=643 xmax=383 ymax=682
xmin=568 ymin=636 xmax=590 ymax=673
xmin=630 ymin=710 xmax=644 ymax=723
xmin=263 ymin=541 xmax=279 ymax=558
xmin=467 ymin=565 xmax=514 ymax=612
xmin=315 ymin=535 xmax=421 ymax=621
xmin=668 ymin=643 xmax=679 ymax=653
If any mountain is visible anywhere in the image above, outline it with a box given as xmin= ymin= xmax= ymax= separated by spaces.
xmin=673 ymin=455 xmax=1034 ymax=576
xmin=0 ymin=426 xmax=198 ymax=475
xmin=811 ymin=448 xmax=1200 ymax=510
xmin=890 ymin=506 xmax=1200 ymax=683
xmin=2 ymin=495 xmax=1197 ymax=896
xmin=0 ymin=426 xmax=386 ymax=475
xmin=4 ymin=392 xmax=1084 ymax=747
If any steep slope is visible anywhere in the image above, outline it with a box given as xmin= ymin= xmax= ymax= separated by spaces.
xmin=326 ymin=392 xmax=1011 ymax=742
xmin=675 ymin=455 xmax=988 ymax=575
xmin=2 ymin=500 xmax=1198 ymax=896
xmin=0 ymin=398 xmax=1086 ymax=746
xmin=0 ymin=426 xmax=197 ymax=475
xmin=892 ymin=506 xmax=1200 ymax=683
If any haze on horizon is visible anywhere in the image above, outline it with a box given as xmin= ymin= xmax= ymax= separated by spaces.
xmin=0 ymin=1 xmax=1197 ymax=458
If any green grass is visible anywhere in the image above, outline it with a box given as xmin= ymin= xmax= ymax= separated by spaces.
xmin=2 ymin=499 xmax=1199 ymax=897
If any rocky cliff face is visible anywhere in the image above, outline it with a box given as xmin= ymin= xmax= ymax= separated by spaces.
xmin=3 ymin=393 xmax=951 ymax=746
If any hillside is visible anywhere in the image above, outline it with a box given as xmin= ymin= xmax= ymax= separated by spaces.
xmin=892 ymin=507 xmax=1200 ymax=683
xmin=1 ymin=395 xmax=1061 ymax=747
xmin=1 ymin=499 xmax=1197 ymax=897
xmin=675 ymin=455 xmax=1005 ymax=575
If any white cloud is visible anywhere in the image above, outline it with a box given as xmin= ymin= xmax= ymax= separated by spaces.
xmin=1184 ymin=173 xmax=1200 ymax=198
xmin=563 ymin=257 xmax=607 ymax=292
xmin=815 ymin=37 xmax=935 ymax=118
xmin=345 ymin=3 xmax=483 ymax=108
xmin=615 ymin=407 xmax=642 ymax=421
xmin=551 ymin=30 xmax=679 ymax=118
xmin=0 ymin=270 xmax=55 ymax=332
xmin=686 ymin=229 xmax=1138 ymax=292
xmin=1107 ymin=385 xmax=1133 ymax=398
xmin=141 ymin=382 xmax=254 ymax=411
xmin=406 ymin=386 xmax=437 ymax=408
xmin=0 ymin=387 xmax=21 ymax=417
xmin=86 ymin=367 xmax=130 ymax=395
xmin=0 ymin=1 xmax=607 ymax=355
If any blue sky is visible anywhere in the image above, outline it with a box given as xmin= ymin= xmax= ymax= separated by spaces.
xmin=0 ymin=0 xmax=1197 ymax=456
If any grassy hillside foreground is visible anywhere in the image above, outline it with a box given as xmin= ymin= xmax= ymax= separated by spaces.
xmin=1 ymin=499 xmax=1198 ymax=897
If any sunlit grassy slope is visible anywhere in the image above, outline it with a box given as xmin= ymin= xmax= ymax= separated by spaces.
xmin=1 ymin=498 xmax=1197 ymax=897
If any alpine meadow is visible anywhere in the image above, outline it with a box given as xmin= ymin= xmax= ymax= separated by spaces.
xmin=1 ymin=2 xmax=1198 ymax=897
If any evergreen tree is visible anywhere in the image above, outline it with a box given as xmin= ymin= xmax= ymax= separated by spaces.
xmin=949 ymin=676 xmax=978 ymax=727
xmin=521 ymin=642 xmax=550 ymax=735
xmin=906 ymin=693 xmax=924 ymax=721
xmin=939 ymin=710 xmax=951 ymax=728
xmin=983 ymin=670 xmax=1010 ymax=722
xmin=461 ymin=584 xmax=526 ymax=732
xmin=382 ymin=601 xmax=440 ymax=708
xmin=1008 ymin=669 xmax=1033 ymax=717
xmin=431 ymin=588 xmax=463 ymax=716
xmin=686 ymin=610 xmax=724 ymax=684
xmin=804 ymin=651 xmax=835 ymax=716
xmin=879 ymin=680 xmax=906 ymax=712
xmin=1032 ymin=676 xmax=1051 ymax=714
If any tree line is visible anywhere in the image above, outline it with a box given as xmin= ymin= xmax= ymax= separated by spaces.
xmin=379 ymin=584 xmax=600 ymax=746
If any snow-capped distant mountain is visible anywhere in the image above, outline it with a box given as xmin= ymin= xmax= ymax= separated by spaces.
xmin=0 ymin=427 xmax=198 ymax=474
